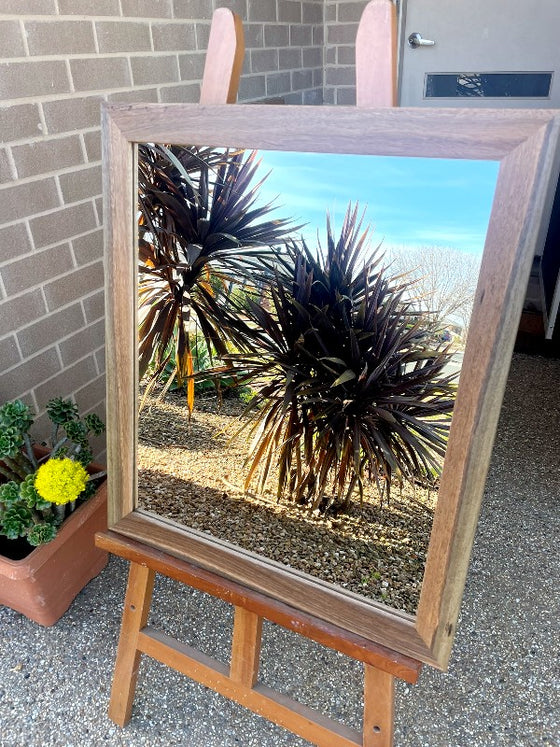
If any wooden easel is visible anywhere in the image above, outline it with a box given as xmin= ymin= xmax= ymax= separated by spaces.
xmin=97 ymin=4 xmax=420 ymax=745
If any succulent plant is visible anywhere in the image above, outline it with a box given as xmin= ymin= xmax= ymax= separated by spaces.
xmin=0 ymin=397 xmax=105 ymax=550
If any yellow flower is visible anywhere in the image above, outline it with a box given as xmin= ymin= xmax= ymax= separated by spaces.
xmin=34 ymin=458 xmax=88 ymax=505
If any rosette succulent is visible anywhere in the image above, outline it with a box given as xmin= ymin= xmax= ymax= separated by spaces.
xmin=0 ymin=397 xmax=105 ymax=549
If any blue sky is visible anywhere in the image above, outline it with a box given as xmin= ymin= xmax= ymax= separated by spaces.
xmin=253 ymin=150 xmax=500 ymax=256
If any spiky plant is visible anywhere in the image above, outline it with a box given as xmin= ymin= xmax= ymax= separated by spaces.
xmin=229 ymin=204 xmax=457 ymax=511
xmin=138 ymin=143 xmax=295 ymax=413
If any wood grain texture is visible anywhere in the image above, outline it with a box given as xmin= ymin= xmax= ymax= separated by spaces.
xmin=199 ymin=8 xmax=244 ymax=105
xmin=108 ymin=562 xmax=155 ymax=726
xmin=102 ymin=104 xmax=560 ymax=669
xmin=137 ymin=627 xmax=363 ymax=746
xmin=230 ymin=607 xmax=262 ymax=687
xmin=356 ymin=0 xmax=397 ymax=108
xmin=96 ymin=530 xmax=422 ymax=683
xmin=363 ymin=665 xmax=395 ymax=747
xmin=102 ymin=103 xmax=137 ymax=527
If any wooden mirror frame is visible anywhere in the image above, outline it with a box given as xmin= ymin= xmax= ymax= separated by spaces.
xmin=103 ymin=103 xmax=560 ymax=669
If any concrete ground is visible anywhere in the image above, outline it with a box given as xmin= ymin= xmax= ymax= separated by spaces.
xmin=0 ymin=353 xmax=558 ymax=746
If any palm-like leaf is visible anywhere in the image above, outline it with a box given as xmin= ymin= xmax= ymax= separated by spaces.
xmin=138 ymin=144 xmax=295 ymax=412
xmin=229 ymin=204 xmax=457 ymax=510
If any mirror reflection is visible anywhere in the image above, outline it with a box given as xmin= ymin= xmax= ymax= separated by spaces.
xmin=137 ymin=144 xmax=498 ymax=615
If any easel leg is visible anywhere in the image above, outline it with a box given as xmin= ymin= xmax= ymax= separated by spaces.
xmin=230 ymin=606 xmax=263 ymax=687
xmin=363 ymin=664 xmax=395 ymax=747
xmin=108 ymin=562 xmax=156 ymax=726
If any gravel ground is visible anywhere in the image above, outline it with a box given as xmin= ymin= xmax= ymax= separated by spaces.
xmin=0 ymin=352 xmax=558 ymax=746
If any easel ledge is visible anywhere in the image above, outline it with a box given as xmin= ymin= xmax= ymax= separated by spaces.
xmin=96 ymin=530 xmax=421 ymax=746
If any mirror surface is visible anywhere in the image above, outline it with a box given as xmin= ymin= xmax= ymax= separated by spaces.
xmin=136 ymin=144 xmax=499 ymax=615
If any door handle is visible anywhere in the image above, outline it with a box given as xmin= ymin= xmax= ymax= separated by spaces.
xmin=408 ymin=32 xmax=436 ymax=48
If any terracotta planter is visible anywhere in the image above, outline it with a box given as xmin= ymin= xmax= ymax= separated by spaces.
xmin=0 ymin=479 xmax=108 ymax=626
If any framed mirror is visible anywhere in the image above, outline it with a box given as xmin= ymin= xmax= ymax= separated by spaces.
xmin=103 ymin=103 xmax=560 ymax=669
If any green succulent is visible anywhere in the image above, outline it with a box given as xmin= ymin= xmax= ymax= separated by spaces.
xmin=0 ymin=481 xmax=20 ymax=506
xmin=46 ymin=397 xmax=79 ymax=425
xmin=27 ymin=522 xmax=57 ymax=547
xmin=2 ymin=504 xmax=33 ymax=540
xmin=0 ymin=400 xmax=33 ymax=432
xmin=0 ymin=396 xmax=106 ymax=551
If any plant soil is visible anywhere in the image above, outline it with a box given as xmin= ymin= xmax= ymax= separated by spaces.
xmin=138 ymin=391 xmax=438 ymax=615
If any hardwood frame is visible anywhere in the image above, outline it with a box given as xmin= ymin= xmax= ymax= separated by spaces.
xmin=103 ymin=103 xmax=560 ymax=669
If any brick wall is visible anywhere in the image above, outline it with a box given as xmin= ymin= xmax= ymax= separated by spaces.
xmin=0 ymin=0 xmax=325 ymax=456
xmin=324 ymin=0 xmax=367 ymax=104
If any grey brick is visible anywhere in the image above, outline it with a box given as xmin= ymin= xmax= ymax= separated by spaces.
xmin=59 ymin=165 xmax=102 ymax=204
xmin=0 ymin=149 xmax=14 ymax=183
xmin=30 ymin=202 xmax=97 ymax=249
xmin=26 ymin=20 xmax=96 ymax=56
xmin=247 ymin=0 xmax=277 ymax=22
xmin=244 ymin=23 xmax=264 ymax=49
xmin=337 ymin=45 xmax=355 ymax=65
xmin=75 ymin=374 xmax=106 ymax=420
xmin=95 ymin=346 xmax=105 ymax=375
xmin=0 ymin=348 xmax=61 ymax=402
xmin=44 ymin=261 xmax=104 ymax=312
xmin=1 ymin=243 xmax=73 ymax=296
xmin=0 ymin=0 xmax=55 ymax=13
xmin=337 ymin=86 xmax=356 ymax=105
xmin=290 ymin=24 xmax=312 ymax=46
xmin=0 ymin=60 xmax=71 ymax=100
xmin=42 ymin=96 xmax=103 ymax=135
xmin=0 ymin=289 xmax=47 ymax=333
xmin=173 ymin=0 xmax=213 ymax=19
xmin=279 ymin=0 xmax=301 ymax=23
xmin=17 ymin=302 xmax=85 ymax=357
xmin=58 ymin=0 xmax=119 ymax=14
xmin=326 ymin=47 xmax=336 ymax=64
xmin=292 ymin=68 xmax=313 ymax=90
xmin=312 ymin=67 xmax=323 ymax=87
xmin=302 ymin=3 xmax=323 ymax=23
xmin=338 ymin=1 xmax=367 ymax=22
xmin=223 ymin=0 xmax=247 ymax=17
xmin=323 ymin=87 xmax=336 ymax=105
xmin=152 ymin=22 xmax=196 ymax=52
xmin=238 ymin=74 xmax=266 ymax=101
xmin=266 ymin=72 xmax=290 ymax=97
xmin=178 ymin=52 xmax=206 ymax=81
xmin=131 ymin=55 xmax=179 ymax=86
xmin=121 ymin=0 xmax=173 ymax=16
xmin=312 ymin=23 xmax=323 ymax=45
xmin=72 ymin=229 xmax=103 ymax=265
xmin=0 ymin=20 xmax=25 ymax=57
xmin=83 ymin=131 xmax=102 ymax=162
xmin=325 ymin=4 xmax=337 ymax=22
xmin=34 ymin=355 xmax=98 ymax=408
xmin=326 ymin=65 xmax=355 ymax=86
xmin=159 ymin=82 xmax=200 ymax=103
xmin=303 ymin=46 xmax=322 ymax=67
xmin=264 ymin=24 xmax=290 ymax=47
xmin=107 ymin=88 xmax=159 ymax=104
xmin=12 ymin=135 xmax=84 ymax=180
xmin=0 ymin=335 xmax=21 ymax=370
xmin=96 ymin=21 xmax=152 ymax=53
xmin=0 ymin=104 xmax=42 ymax=144
xmin=284 ymin=91 xmax=303 ymax=104
xmin=303 ymin=87 xmax=323 ymax=105
xmin=70 ymin=57 xmax=131 ymax=92
xmin=59 ymin=318 xmax=105 ymax=366
xmin=278 ymin=47 xmax=302 ymax=70
xmin=327 ymin=23 xmax=358 ymax=45
xmin=0 ymin=222 xmax=32 ymax=264
xmin=0 ymin=178 xmax=60 ymax=225
xmin=194 ymin=22 xmax=211 ymax=50
xmin=82 ymin=289 xmax=105 ymax=323
xmin=251 ymin=48 xmax=278 ymax=74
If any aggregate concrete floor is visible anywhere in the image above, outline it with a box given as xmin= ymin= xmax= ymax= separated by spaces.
xmin=0 ymin=353 xmax=558 ymax=746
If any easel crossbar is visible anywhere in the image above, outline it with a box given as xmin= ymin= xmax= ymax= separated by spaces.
xmin=138 ymin=626 xmax=363 ymax=746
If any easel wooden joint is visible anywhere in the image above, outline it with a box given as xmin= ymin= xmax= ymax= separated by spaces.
xmin=96 ymin=531 xmax=421 ymax=747
xmin=99 ymin=4 xmax=420 ymax=745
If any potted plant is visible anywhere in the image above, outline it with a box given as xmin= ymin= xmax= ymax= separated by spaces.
xmin=0 ymin=397 xmax=108 ymax=625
